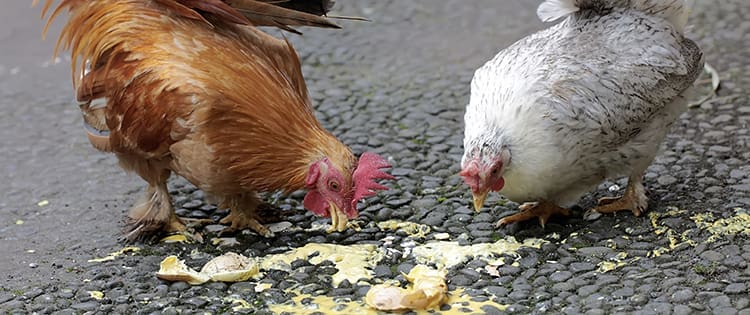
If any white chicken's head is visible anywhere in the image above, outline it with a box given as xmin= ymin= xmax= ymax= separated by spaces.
xmin=460 ymin=137 xmax=511 ymax=212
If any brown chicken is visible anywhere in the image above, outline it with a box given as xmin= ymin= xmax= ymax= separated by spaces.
xmin=39 ymin=0 xmax=393 ymax=240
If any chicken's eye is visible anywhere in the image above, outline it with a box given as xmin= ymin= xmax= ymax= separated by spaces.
xmin=329 ymin=181 xmax=340 ymax=192
xmin=491 ymin=168 xmax=499 ymax=176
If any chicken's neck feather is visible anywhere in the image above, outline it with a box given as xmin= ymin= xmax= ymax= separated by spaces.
xmin=204 ymin=102 xmax=356 ymax=193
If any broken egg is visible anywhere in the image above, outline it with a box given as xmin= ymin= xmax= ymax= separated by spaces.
xmin=200 ymin=252 xmax=259 ymax=282
xmin=156 ymin=256 xmax=210 ymax=285
xmin=365 ymin=265 xmax=448 ymax=311
xmin=156 ymin=252 xmax=259 ymax=285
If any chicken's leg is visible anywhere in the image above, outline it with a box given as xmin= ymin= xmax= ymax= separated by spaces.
xmin=496 ymin=200 xmax=571 ymax=228
xmin=589 ymin=175 xmax=647 ymax=216
xmin=219 ymin=193 xmax=274 ymax=238
xmin=124 ymin=169 xmax=185 ymax=241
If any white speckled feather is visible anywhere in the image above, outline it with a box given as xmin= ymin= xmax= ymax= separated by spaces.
xmin=462 ymin=0 xmax=702 ymax=206
xmin=537 ymin=0 xmax=690 ymax=34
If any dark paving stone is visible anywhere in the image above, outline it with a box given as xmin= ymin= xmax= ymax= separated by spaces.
xmin=550 ymin=271 xmax=573 ymax=282
xmin=725 ymin=283 xmax=747 ymax=294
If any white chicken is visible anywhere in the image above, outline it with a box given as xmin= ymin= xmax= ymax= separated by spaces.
xmin=460 ymin=0 xmax=703 ymax=227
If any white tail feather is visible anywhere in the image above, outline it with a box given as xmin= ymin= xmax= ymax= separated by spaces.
xmin=536 ymin=0 xmax=689 ymax=34
xmin=537 ymin=0 xmax=579 ymax=22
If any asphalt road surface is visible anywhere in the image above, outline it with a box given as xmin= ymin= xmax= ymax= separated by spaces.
xmin=2 ymin=0 xmax=749 ymax=314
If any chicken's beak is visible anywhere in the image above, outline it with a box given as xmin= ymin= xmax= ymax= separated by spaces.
xmin=472 ymin=190 xmax=489 ymax=213
xmin=327 ymin=201 xmax=349 ymax=233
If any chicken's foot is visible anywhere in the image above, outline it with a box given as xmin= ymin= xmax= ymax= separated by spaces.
xmin=496 ymin=200 xmax=570 ymax=228
xmin=219 ymin=193 xmax=274 ymax=238
xmin=588 ymin=175 xmax=647 ymax=217
xmin=125 ymin=181 xmax=184 ymax=242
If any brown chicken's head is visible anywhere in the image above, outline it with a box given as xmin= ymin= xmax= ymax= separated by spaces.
xmin=460 ymin=146 xmax=510 ymax=212
xmin=304 ymin=152 xmax=394 ymax=232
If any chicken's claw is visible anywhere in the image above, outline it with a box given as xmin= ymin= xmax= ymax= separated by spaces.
xmin=124 ymin=188 xmax=186 ymax=243
xmin=219 ymin=210 xmax=274 ymax=238
xmin=496 ymin=201 xmax=570 ymax=228
xmin=588 ymin=195 xmax=646 ymax=217
xmin=588 ymin=177 xmax=648 ymax=218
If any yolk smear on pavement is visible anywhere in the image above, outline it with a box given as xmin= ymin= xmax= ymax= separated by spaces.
xmin=692 ymin=208 xmax=750 ymax=242
xmin=377 ymin=220 xmax=432 ymax=238
xmin=261 ymin=243 xmax=383 ymax=287
xmin=411 ymin=236 xmax=546 ymax=269
xmin=268 ymin=288 xmax=509 ymax=314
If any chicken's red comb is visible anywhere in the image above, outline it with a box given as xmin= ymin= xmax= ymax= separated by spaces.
xmin=351 ymin=152 xmax=395 ymax=212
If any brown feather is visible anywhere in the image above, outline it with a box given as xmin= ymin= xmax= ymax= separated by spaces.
xmin=77 ymin=66 xmax=107 ymax=102
xmin=152 ymin=0 xmax=213 ymax=25
xmin=40 ymin=0 xmax=354 ymax=192
xmin=257 ymin=0 xmax=335 ymax=16
xmin=150 ymin=0 xmax=341 ymax=32
xmin=180 ymin=0 xmax=251 ymax=25
xmin=80 ymin=100 xmax=113 ymax=152
xmin=225 ymin=0 xmax=340 ymax=33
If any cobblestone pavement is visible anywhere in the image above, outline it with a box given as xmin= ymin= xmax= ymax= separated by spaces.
xmin=2 ymin=0 xmax=749 ymax=314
